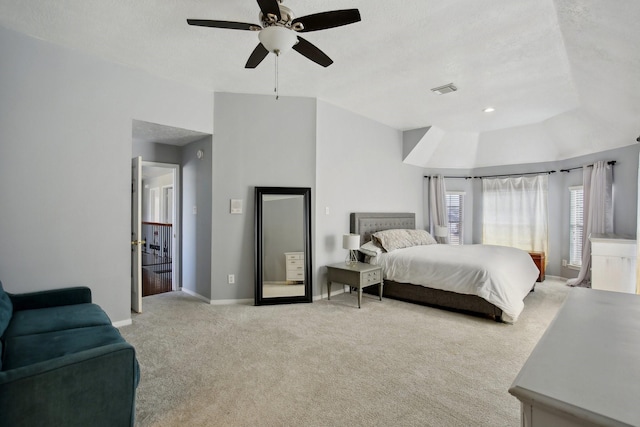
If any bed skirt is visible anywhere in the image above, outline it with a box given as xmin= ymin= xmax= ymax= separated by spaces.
xmin=364 ymin=280 xmax=504 ymax=321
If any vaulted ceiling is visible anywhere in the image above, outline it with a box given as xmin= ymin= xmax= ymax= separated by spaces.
xmin=1 ymin=0 xmax=638 ymax=168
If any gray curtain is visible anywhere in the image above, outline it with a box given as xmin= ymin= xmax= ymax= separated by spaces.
xmin=429 ymin=175 xmax=449 ymax=243
xmin=567 ymin=161 xmax=613 ymax=287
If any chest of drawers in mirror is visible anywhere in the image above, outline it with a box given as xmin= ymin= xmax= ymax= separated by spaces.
xmin=285 ymin=252 xmax=305 ymax=283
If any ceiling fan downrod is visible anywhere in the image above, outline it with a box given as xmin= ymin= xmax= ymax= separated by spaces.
xmin=274 ymin=50 xmax=280 ymax=100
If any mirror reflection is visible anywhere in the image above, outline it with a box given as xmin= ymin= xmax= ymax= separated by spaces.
xmin=255 ymin=187 xmax=312 ymax=305
xmin=262 ymin=194 xmax=305 ymax=298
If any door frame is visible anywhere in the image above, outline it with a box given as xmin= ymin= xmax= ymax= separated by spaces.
xmin=142 ymin=161 xmax=181 ymax=291
xmin=131 ymin=156 xmax=143 ymax=313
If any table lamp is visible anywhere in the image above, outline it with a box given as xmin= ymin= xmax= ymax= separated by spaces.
xmin=343 ymin=234 xmax=360 ymax=265
xmin=435 ymin=225 xmax=448 ymax=243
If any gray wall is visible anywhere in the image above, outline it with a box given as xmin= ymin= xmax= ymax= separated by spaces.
xmin=315 ymin=101 xmax=426 ymax=296
xmin=7 ymin=22 xmax=635 ymax=316
xmin=181 ymin=137 xmax=213 ymax=299
xmin=0 ymin=25 xmax=214 ymax=323
xmin=210 ymin=95 xmax=425 ymax=301
xmin=424 ymin=143 xmax=639 ymax=277
xmin=132 ymin=140 xmax=182 ymax=164
xmin=211 ymin=93 xmax=316 ymax=301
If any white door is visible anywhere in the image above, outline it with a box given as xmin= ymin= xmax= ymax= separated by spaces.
xmin=131 ymin=156 xmax=143 ymax=313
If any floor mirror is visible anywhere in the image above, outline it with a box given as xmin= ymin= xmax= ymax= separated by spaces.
xmin=255 ymin=187 xmax=312 ymax=305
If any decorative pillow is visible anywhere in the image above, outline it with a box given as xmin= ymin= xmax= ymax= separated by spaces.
xmin=0 ymin=280 xmax=13 ymax=340
xmin=372 ymin=229 xmax=437 ymax=252
xmin=359 ymin=240 xmax=384 ymax=257
xmin=406 ymin=229 xmax=438 ymax=246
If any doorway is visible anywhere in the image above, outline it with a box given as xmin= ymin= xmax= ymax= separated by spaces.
xmin=141 ymin=162 xmax=180 ymax=297
xmin=132 ymin=119 xmax=212 ymax=309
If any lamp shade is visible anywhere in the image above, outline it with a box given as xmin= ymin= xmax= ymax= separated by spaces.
xmin=343 ymin=234 xmax=360 ymax=250
xmin=434 ymin=226 xmax=449 ymax=238
xmin=258 ymin=26 xmax=298 ymax=55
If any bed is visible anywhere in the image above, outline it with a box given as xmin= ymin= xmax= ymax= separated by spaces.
xmin=351 ymin=212 xmax=539 ymax=323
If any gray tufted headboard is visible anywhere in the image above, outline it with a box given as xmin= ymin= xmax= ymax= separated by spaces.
xmin=350 ymin=212 xmax=416 ymax=245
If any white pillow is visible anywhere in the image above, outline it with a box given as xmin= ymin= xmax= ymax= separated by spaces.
xmin=359 ymin=240 xmax=383 ymax=257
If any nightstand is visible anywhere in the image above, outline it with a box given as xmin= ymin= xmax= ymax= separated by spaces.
xmin=326 ymin=262 xmax=383 ymax=308
xmin=528 ymin=251 xmax=545 ymax=282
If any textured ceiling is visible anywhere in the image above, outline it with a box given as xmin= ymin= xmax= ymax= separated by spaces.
xmin=1 ymin=0 xmax=638 ymax=167
xmin=133 ymin=120 xmax=210 ymax=146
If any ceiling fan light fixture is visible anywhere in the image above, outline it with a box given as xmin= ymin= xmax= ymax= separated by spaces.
xmin=258 ymin=26 xmax=298 ymax=55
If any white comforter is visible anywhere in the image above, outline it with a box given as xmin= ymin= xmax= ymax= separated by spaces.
xmin=369 ymin=244 xmax=539 ymax=322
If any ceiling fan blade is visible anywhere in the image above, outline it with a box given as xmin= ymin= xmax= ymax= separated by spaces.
xmin=293 ymin=36 xmax=333 ymax=67
xmin=256 ymin=0 xmax=281 ymax=21
xmin=245 ymin=43 xmax=270 ymax=69
xmin=187 ymin=19 xmax=261 ymax=31
xmin=292 ymin=9 xmax=361 ymax=33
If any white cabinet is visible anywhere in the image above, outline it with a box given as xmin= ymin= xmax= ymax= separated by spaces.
xmin=590 ymin=233 xmax=637 ymax=294
xmin=510 ymin=288 xmax=640 ymax=427
xmin=285 ymin=252 xmax=304 ymax=282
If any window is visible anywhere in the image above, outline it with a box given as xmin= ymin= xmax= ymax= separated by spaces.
xmin=482 ymin=175 xmax=548 ymax=255
xmin=445 ymin=191 xmax=464 ymax=245
xmin=569 ymin=186 xmax=584 ymax=267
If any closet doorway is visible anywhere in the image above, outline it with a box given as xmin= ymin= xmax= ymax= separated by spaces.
xmin=141 ymin=162 xmax=180 ymax=297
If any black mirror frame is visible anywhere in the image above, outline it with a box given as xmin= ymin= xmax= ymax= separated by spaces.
xmin=255 ymin=187 xmax=312 ymax=305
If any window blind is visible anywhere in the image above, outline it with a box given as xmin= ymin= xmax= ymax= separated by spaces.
xmin=569 ymin=186 xmax=584 ymax=266
xmin=445 ymin=192 xmax=464 ymax=245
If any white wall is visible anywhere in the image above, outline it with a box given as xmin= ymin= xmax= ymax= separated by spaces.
xmin=315 ymin=101 xmax=425 ymax=296
xmin=0 ymin=25 xmax=213 ymax=323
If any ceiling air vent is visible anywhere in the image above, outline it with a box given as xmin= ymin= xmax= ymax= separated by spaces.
xmin=430 ymin=83 xmax=457 ymax=95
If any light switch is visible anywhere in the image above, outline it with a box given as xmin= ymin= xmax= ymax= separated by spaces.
xmin=230 ymin=199 xmax=243 ymax=214
xmin=192 ymin=206 xmax=197 ymax=215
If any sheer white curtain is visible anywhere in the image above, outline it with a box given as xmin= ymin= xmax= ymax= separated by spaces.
xmin=429 ymin=175 xmax=449 ymax=243
xmin=482 ymin=174 xmax=548 ymax=255
xmin=567 ymin=161 xmax=613 ymax=287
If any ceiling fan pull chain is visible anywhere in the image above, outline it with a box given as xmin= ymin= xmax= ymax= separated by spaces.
xmin=274 ymin=51 xmax=279 ymax=100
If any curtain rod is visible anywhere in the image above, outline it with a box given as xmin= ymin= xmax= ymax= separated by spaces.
xmin=559 ymin=160 xmax=616 ymax=173
xmin=473 ymin=170 xmax=557 ymax=179
xmin=424 ymin=176 xmax=474 ymax=179
xmin=424 ymin=171 xmax=555 ymax=179
xmin=424 ymin=160 xmax=617 ymax=180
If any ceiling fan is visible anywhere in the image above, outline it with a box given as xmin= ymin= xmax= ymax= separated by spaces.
xmin=187 ymin=0 xmax=361 ymax=69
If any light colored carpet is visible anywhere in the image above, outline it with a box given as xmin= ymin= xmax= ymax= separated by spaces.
xmin=120 ymin=278 xmax=570 ymax=427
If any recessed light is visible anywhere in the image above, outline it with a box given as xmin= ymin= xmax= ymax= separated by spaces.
xmin=483 ymin=107 xmax=495 ymax=113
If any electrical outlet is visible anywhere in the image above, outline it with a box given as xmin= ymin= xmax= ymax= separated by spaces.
xmin=228 ymin=274 xmax=235 ymax=284
xmin=562 ymin=259 xmax=568 ymax=267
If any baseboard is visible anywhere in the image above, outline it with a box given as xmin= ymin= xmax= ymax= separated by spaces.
xmin=113 ymin=318 xmax=133 ymax=328
xmin=543 ymin=275 xmax=568 ymax=281
xmin=314 ymin=287 xmax=347 ymax=301
xmin=180 ymin=288 xmax=253 ymax=305
xmin=210 ymin=298 xmax=253 ymax=305
xmin=181 ymin=287 xmax=211 ymax=303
